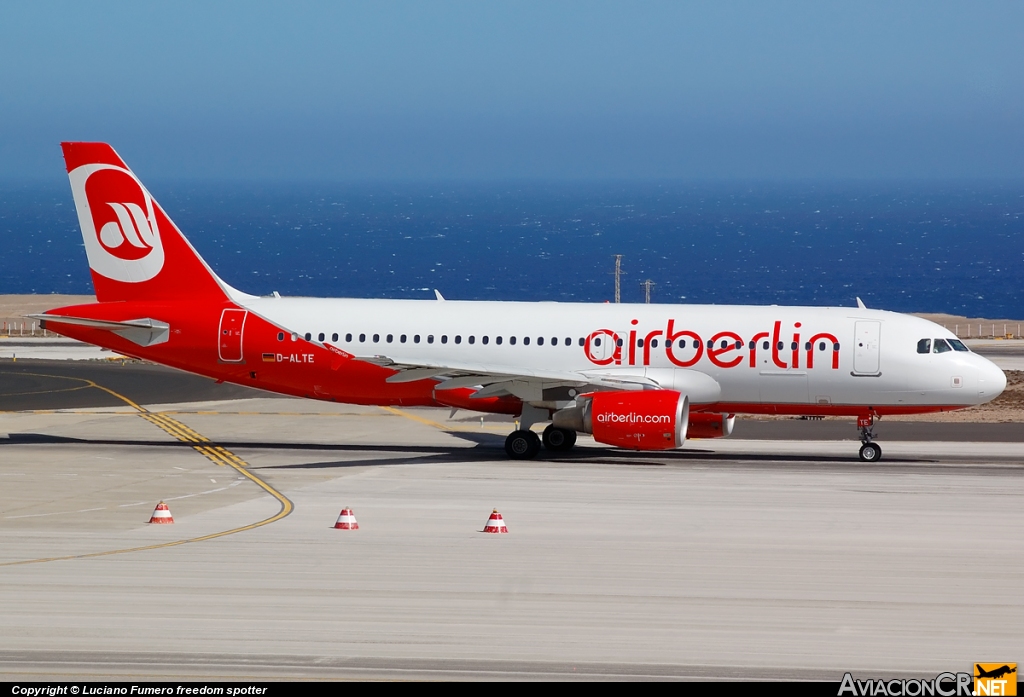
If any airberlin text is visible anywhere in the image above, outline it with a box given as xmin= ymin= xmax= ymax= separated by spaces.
xmin=597 ymin=412 xmax=671 ymax=424
xmin=837 ymin=672 xmax=973 ymax=696
xmin=584 ymin=319 xmax=841 ymax=370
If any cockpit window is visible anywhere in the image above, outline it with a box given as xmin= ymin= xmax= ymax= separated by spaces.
xmin=917 ymin=339 xmax=931 ymax=354
xmin=948 ymin=338 xmax=969 ymax=352
xmin=932 ymin=338 xmax=952 ymax=353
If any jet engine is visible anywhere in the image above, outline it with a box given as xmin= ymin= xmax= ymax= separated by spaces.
xmin=685 ymin=412 xmax=735 ymax=439
xmin=552 ymin=390 xmax=689 ymax=451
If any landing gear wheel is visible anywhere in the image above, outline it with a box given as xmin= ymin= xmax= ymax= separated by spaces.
xmin=505 ymin=430 xmax=541 ymax=460
xmin=859 ymin=442 xmax=882 ymax=462
xmin=542 ymin=425 xmax=577 ymax=451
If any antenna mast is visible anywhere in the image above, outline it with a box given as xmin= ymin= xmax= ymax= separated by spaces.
xmin=613 ymin=254 xmax=623 ymax=303
xmin=641 ymin=279 xmax=655 ymax=304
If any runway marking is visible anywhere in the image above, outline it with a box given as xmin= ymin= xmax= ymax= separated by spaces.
xmin=0 ymin=373 xmax=294 ymax=567
xmin=2 ymin=409 xmax=395 ymax=416
xmin=0 ymin=385 xmax=92 ymax=398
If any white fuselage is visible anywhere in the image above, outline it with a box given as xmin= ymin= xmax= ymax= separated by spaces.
xmin=240 ymin=297 xmax=1006 ymax=412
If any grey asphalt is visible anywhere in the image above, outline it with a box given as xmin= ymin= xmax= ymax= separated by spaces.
xmin=1 ymin=384 xmax=1022 ymax=680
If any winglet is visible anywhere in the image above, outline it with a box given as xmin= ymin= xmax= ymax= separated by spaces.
xmin=434 ymin=289 xmax=446 ymax=301
xmin=856 ymin=297 xmax=867 ymax=309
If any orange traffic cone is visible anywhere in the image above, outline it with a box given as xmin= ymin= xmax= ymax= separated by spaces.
xmin=148 ymin=502 xmax=174 ymax=524
xmin=482 ymin=509 xmax=508 ymax=534
xmin=334 ymin=507 xmax=359 ymax=530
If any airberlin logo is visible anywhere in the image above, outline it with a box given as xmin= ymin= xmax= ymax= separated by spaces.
xmin=596 ymin=412 xmax=671 ymax=424
xmin=584 ymin=319 xmax=842 ymax=371
xmin=68 ymin=163 xmax=165 ymax=283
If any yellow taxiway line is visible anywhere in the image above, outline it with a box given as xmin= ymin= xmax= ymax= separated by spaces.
xmin=0 ymin=373 xmax=293 ymax=567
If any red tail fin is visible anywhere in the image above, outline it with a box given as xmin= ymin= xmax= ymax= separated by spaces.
xmin=62 ymin=142 xmax=228 ymax=304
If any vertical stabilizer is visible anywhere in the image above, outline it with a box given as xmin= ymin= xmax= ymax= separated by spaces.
xmin=62 ymin=142 xmax=229 ymax=303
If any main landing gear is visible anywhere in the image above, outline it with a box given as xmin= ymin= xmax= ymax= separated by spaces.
xmin=504 ymin=425 xmax=578 ymax=459
xmin=857 ymin=414 xmax=882 ymax=462
xmin=504 ymin=406 xmax=577 ymax=460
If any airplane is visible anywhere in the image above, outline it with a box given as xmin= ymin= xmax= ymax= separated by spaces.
xmin=975 ymin=665 xmax=1016 ymax=680
xmin=30 ymin=142 xmax=1007 ymax=462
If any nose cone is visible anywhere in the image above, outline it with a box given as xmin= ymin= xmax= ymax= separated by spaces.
xmin=976 ymin=355 xmax=1007 ymax=404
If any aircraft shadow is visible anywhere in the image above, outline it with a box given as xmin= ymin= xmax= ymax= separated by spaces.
xmin=1 ymin=431 xmax=937 ymax=467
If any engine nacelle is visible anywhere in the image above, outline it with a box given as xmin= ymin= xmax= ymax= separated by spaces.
xmin=686 ymin=412 xmax=735 ymax=439
xmin=553 ymin=390 xmax=689 ymax=451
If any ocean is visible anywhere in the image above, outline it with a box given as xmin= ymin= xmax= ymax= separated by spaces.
xmin=2 ymin=181 xmax=1022 ymax=318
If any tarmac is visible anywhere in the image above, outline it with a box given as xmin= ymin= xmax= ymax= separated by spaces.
xmin=0 ymin=360 xmax=1022 ymax=680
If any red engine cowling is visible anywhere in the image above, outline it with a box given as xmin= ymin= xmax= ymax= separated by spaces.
xmin=566 ymin=390 xmax=690 ymax=451
xmin=686 ymin=412 xmax=735 ymax=439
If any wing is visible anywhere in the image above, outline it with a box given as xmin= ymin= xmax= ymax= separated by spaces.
xmin=348 ymin=350 xmax=657 ymax=404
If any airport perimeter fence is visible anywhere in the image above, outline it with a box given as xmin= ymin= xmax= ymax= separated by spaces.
xmin=945 ymin=323 xmax=1023 ymax=340
xmin=1 ymin=317 xmax=1021 ymax=340
xmin=1 ymin=319 xmax=52 ymax=337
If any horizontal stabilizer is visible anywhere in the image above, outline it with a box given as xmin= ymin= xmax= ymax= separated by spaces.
xmin=28 ymin=313 xmax=170 ymax=347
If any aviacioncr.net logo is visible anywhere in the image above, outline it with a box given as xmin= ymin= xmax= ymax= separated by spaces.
xmin=68 ymin=163 xmax=165 ymax=283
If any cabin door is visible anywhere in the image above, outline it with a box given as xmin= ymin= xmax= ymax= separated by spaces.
xmin=218 ymin=308 xmax=247 ymax=363
xmin=853 ymin=321 xmax=881 ymax=375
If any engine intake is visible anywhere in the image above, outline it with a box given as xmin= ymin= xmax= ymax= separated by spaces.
xmin=553 ymin=390 xmax=689 ymax=451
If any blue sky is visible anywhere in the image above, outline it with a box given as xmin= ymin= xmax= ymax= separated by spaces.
xmin=1 ymin=1 xmax=1022 ymax=181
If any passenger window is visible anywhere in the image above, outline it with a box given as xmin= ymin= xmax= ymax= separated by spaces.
xmin=692 ymin=340 xmax=699 ymax=349
xmin=777 ymin=342 xmax=784 ymax=351
xmin=616 ymin=338 xmax=623 ymax=347
xmin=735 ymin=340 xmax=742 ymax=350
xmin=948 ymin=339 xmax=969 ymax=352
xmin=564 ymin=337 xmax=571 ymax=346
xmin=804 ymin=342 xmax=811 ymax=350
xmin=593 ymin=337 xmax=601 ymax=347
xmin=481 ymin=336 xmax=487 ymax=344
xmin=578 ymin=338 xmax=585 ymax=347
xmin=637 ymin=339 xmax=644 ymax=348
xmin=359 ymin=333 xmax=366 ymax=342
xmin=552 ymin=337 xmax=557 ymax=346
xmin=510 ymin=336 xmax=516 ymax=345
xmin=455 ymin=335 xmax=462 ymax=344
xmin=762 ymin=341 xmax=769 ymax=350
xmin=790 ymin=342 xmax=797 ymax=350
xmin=652 ymin=339 xmax=659 ymax=348
xmin=441 ymin=335 xmax=448 ymax=344
xmin=933 ymin=338 xmax=952 ymax=353
xmin=277 ymin=332 xmax=284 ymax=341
xmin=373 ymin=334 xmax=380 ymax=343
xmin=496 ymin=336 xmax=503 ymax=345
xmin=524 ymin=337 xmax=531 ymax=345
xmin=345 ymin=333 xmax=352 ymax=342
xmin=917 ymin=339 xmax=931 ymax=354
xmin=414 ymin=335 xmax=420 ymax=343
xmin=818 ymin=342 xmax=825 ymax=351
xmin=400 ymin=335 xmax=407 ymax=343
xmin=748 ymin=341 xmax=755 ymax=350
xmin=386 ymin=334 xmax=393 ymax=343
xmin=721 ymin=340 xmax=729 ymax=349
xmin=304 ymin=332 xmax=311 ymax=341
xmin=538 ymin=337 xmax=544 ymax=346
xmin=427 ymin=335 xmax=434 ymax=344
xmin=707 ymin=340 xmax=714 ymax=349
xmin=469 ymin=336 xmax=475 ymax=344
xmin=833 ymin=343 xmax=840 ymax=351
xmin=318 ymin=332 xmax=325 ymax=342
xmin=332 ymin=333 xmax=339 ymax=342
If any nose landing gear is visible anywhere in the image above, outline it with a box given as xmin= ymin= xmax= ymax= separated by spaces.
xmin=857 ymin=413 xmax=882 ymax=462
